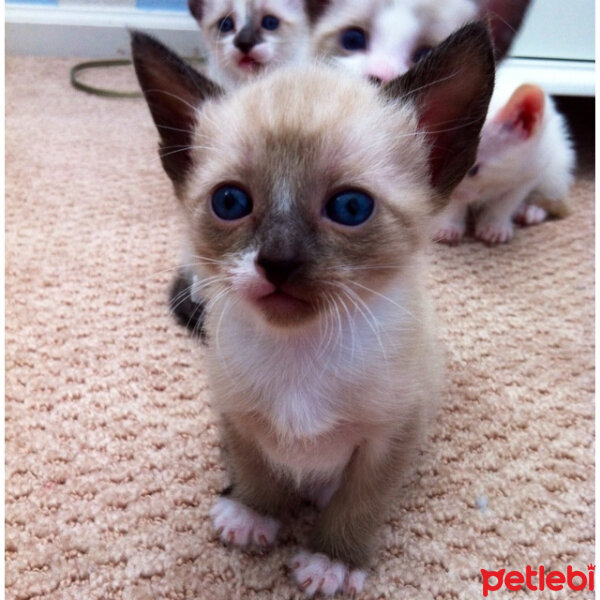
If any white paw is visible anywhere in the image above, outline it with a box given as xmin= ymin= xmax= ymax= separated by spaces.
xmin=513 ymin=203 xmax=548 ymax=226
xmin=475 ymin=220 xmax=514 ymax=245
xmin=290 ymin=551 xmax=367 ymax=597
xmin=433 ymin=224 xmax=465 ymax=245
xmin=210 ymin=497 xmax=279 ymax=548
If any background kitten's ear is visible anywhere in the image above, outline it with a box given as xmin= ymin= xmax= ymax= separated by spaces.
xmin=494 ymin=84 xmax=545 ymax=139
xmin=383 ymin=22 xmax=495 ymax=201
xmin=188 ymin=0 xmax=203 ymax=22
xmin=304 ymin=0 xmax=332 ymax=23
xmin=130 ymin=31 xmax=223 ymax=186
xmin=477 ymin=0 xmax=531 ymax=60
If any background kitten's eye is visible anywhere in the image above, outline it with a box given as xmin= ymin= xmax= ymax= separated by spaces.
xmin=340 ymin=28 xmax=368 ymax=51
xmin=218 ymin=16 xmax=235 ymax=33
xmin=325 ymin=191 xmax=374 ymax=227
xmin=212 ymin=186 xmax=252 ymax=220
xmin=468 ymin=164 xmax=480 ymax=177
xmin=412 ymin=45 xmax=433 ymax=63
xmin=261 ymin=15 xmax=280 ymax=30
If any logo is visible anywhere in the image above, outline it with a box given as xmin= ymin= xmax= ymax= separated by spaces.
xmin=481 ymin=564 xmax=595 ymax=596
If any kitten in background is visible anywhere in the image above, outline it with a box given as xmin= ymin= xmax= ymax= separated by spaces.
xmin=188 ymin=0 xmax=320 ymax=89
xmin=433 ymin=72 xmax=575 ymax=245
xmin=132 ymin=23 xmax=494 ymax=596
xmin=310 ymin=0 xmax=530 ymax=82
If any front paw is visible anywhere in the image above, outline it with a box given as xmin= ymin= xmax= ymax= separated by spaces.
xmin=475 ymin=220 xmax=514 ymax=245
xmin=433 ymin=223 xmax=465 ymax=245
xmin=210 ymin=497 xmax=279 ymax=548
xmin=290 ymin=551 xmax=367 ymax=597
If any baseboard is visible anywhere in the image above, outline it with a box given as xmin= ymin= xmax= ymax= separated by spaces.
xmin=501 ymin=58 xmax=595 ymax=98
xmin=6 ymin=4 xmax=206 ymax=58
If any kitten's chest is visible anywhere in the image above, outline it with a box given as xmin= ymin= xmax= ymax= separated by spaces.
xmin=244 ymin=414 xmax=363 ymax=483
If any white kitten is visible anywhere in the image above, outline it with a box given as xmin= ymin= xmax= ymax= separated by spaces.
xmin=310 ymin=0 xmax=530 ymax=82
xmin=434 ymin=70 xmax=575 ymax=245
xmin=188 ymin=0 xmax=312 ymax=89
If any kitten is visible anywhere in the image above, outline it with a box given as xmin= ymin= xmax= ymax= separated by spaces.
xmin=433 ymin=71 xmax=575 ymax=245
xmin=131 ymin=22 xmax=494 ymax=597
xmin=188 ymin=0 xmax=317 ymax=90
xmin=310 ymin=0 xmax=530 ymax=82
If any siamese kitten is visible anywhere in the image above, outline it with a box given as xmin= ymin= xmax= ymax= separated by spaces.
xmin=434 ymin=72 xmax=575 ymax=245
xmin=188 ymin=0 xmax=318 ymax=90
xmin=311 ymin=0 xmax=530 ymax=82
xmin=132 ymin=23 xmax=494 ymax=596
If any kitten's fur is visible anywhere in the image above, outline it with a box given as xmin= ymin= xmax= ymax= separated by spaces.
xmin=132 ymin=24 xmax=494 ymax=596
xmin=311 ymin=0 xmax=529 ymax=82
xmin=188 ymin=0 xmax=313 ymax=89
xmin=434 ymin=70 xmax=575 ymax=245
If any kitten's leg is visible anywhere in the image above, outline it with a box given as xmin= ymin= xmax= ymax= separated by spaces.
xmin=291 ymin=426 xmax=421 ymax=596
xmin=210 ymin=417 xmax=293 ymax=549
xmin=475 ymin=187 xmax=531 ymax=244
xmin=432 ymin=199 xmax=468 ymax=244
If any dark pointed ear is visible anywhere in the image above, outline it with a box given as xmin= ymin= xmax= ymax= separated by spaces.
xmin=478 ymin=0 xmax=531 ymax=60
xmin=304 ymin=0 xmax=332 ymax=23
xmin=188 ymin=0 xmax=203 ymax=22
xmin=383 ymin=22 xmax=495 ymax=201
xmin=130 ymin=30 xmax=223 ymax=187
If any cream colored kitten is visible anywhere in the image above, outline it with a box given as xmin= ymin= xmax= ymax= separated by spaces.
xmin=188 ymin=0 xmax=314 ymax=89
xmin=311 ymin=0 xmax=529 ymax=82
xmin=434 ymin=69 xmax=575 ymax=245
xmin=132 ymin=23 xmax=494 ymax=596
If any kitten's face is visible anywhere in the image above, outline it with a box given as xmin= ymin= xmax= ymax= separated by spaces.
xmin=195 ymin=0 xmax=309 ymax=83
xmin=184 ymin=69 xmax=430 ymax=328
xmin=311 ymin=0 xmax=477 ymax=82
xmin=132 ymin=25 xmax=494 ymax=329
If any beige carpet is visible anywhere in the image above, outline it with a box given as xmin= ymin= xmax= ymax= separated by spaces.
xmin=5 ymin=56 xmax=595 ymax=600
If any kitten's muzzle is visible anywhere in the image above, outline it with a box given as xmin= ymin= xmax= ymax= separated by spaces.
xmin=234 ymin=25 xmax=261 ymax=55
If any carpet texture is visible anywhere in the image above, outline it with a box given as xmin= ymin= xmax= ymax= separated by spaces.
xmin=5 ymin=57 xmax=595 ymax=600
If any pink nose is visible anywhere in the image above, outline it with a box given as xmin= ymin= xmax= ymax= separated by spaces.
xmin=366 ymin=60 xmax=401 ymax=84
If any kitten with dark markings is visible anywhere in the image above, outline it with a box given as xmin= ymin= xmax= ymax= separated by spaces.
xmin=188 ymin=0 xmax=319 ymax=90
xmin=310 ymin=0 xmax=530 ymax=82
xmin=132 ymin=23 xmax=494 ymax=596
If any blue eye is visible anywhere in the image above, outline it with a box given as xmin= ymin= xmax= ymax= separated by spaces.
xmin=262 ymin=15 xmax=280 ymax=30
xmin=218 ymin=16 xmax=235 ymax=33
xmin=325 ymin=190 xmax=374 ymax=226
xmin=412 ymin=45 xmax=433 ymax=63
xmin=211 ymin=186 xmax=252 ymax=220
xmin=341 ymin=28 xmax=367 ymax=51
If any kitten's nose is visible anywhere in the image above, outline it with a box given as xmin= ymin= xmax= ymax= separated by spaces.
xmin=366 ymin=59 xmax=402 ymax=84
xmin=256 ymin=255 xmax=303 ymax=287
xmin=234 ymin=26 xmax=258 ymax=55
